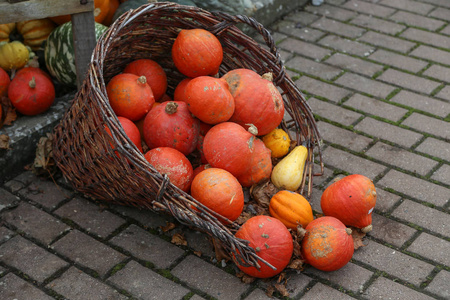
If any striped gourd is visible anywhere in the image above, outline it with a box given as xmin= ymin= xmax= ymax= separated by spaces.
xmin=44 ymin=22 xmax=108 ymax=86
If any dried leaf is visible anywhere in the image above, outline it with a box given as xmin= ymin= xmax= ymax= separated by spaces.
xmin=250 ymin=179 xmax=279 ymax=209
xmin=171 ymin=233 xmax=187 ymax=246
xmin=0 ymin=134 xmax=10 ymax=149
xmin=236 ymin=271 xmax=256 ymax=284
xmin=32 ymin=133 xmax=57 ymax=177
xmin=235 ymin=210 xmax=252 ymax=225
xmin=265 ymin=285 xmax=275 ymax=298
xmin=287 ymin=258 xmax=305 ymax=271
xmin=274 ymin=283 xmax=290 ymax=297
xmin=193 ymin=250 xmax=202 ymax=257
xmin=1 ymin=97 xmax=17 ymax=128
xmin=351 ymin=227 xmax=368 ymax=250
xmin=160 ymin=222 xmax=176 ymax=232
xmin=211 ymin=237 xmax=231 ymax=262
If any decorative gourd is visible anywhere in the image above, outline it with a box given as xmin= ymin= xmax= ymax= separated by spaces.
xmin=203 ymin=122 xmax=258 ymax=178
xmin=50 ymin=0 xmax=111 ymax=25
xmin=173 ymin=78 xmax=192 ymax=102
xmin=269 ymin=190 xmax=313 ymax=230
xmin=236 ymin=138 xmax=272 ymax=187
xmin=0 ymin=41 xmax=30 ymax=71
xmin=184 ymin=76 xmax=234 ymax=124
xmin=107 ymin=73 xmax=154 ymax=121
xmin=192 ymin=164 xmax=210 ymax=178
xmin=262 ymin=128 xmax=291 ymax=158
xmin=144 ymin=147 xmax=194 ymax=192
xmin=222 ymin=69 xmax=285 ymax=136
xmin=143 ymin=101 xmax=200 ymax=155
xmin=0 ymin=23 xmax=15 ymax=43
xmin=0 ymin=67 xmax=10 ymax=97
xmin=191 ymin=168 xmax=244 ymax=223
xmin=8 ymin=68 xmax=55 ymax=115
xmin=102 ymin=0 xmax=120 ymax=26
xmin=16 ymin=19 xmax=57 ymax=50
xmin=123 ymin=59 xmax=168 ymax=101
xmin=301 ymin=216 xmax=354 ymax=272
xmin=44 ymin=22 xmax=108 ymax=86
xmin=321 ymin=174 xmax=376 ymax=233
xmin=271 ymin=145 xmax=308 ymax=191
xmin=172 ymin=28 xmax=223 ymax=78
xmin=112 ymin=0 xmax=149 ymax=23
xmin=234 ymin=216 xmax=293 ymax=278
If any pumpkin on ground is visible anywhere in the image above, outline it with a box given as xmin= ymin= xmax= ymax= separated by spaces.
xmin=191 ymin=168 xmax=244 ymax=223
xmin=172 ymin=28 xmax=223 ymax=78
xmin=0 ymin=23 xmax=15 ymax=43
xmin=0 ymin=67 xmax=10 ymax=98
xmin=269 ymin=190 xmax=314 ymax=230
xmin=234 ymin=215 xmax=293 ymax=278
xmin=144 ymin=147 xmax=194 ymax=192
xmin=16 ymin=18 xmax=57 ymax=50
xmin=301 ymin=216 xmax=354 ymax=272
xmin=321 ymin=174 xmax=376 ymax=233
xmin=143 ymin=101 xmax=200 ymax=155
xmin=8 ymin=67 xmax=55 ymax=115
xmin=222 ymin=68 xmax=285 ymax=136
xmin=0 ymin=41 xmax=31 ymax=72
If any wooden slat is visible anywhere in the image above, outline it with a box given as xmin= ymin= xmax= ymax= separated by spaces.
xmin=72 ymin=11 xmax=96 ymax=89
xmin=0 ymin=0 xmax=94 ymax=23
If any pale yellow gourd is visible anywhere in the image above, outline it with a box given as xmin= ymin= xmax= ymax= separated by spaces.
xmin=262 ymin=128 xmax=291 ymax=158
xmin=0 ymin=41 xmax=30 ymax=71
xmin=270 ymin=145 xmax=308 ymax=191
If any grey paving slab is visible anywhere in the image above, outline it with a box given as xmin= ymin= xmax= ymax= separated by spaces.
xmin=302 ymin=282 xmax=355 ymax=299
xmin=423 ymin=64 xmax=450 ymax=83
xmin=244 ymin=288 xmax=273 ymax=300
xmin=3 ymin=171 xmax=39 ymax=193
xmin=343 ymin=0 xmax=396 ymax=17
xmin=415 ymin=137 xmax=450 ymax=162
xmin=317 ymin=121 xmax=373 ymax=152
xmin=308 ymin=98 xmax=363 ymax=126
xmin=431 ymin=164 xmax=450 ymax=185
xmin=401 ymin=28 xmax=450 ymax=49
xmin=310 ymin=17 xmax=366 ymax=38
xmin=436 ymin=85 xmax=450 ymax=101
xmin=389 ymin=90 xmax=450 ymax=118
xmin=343 ymin=94 xmax=408 ymax=122
xmin=278 ymin=38 xmax=332 ymax=60
xmin=380 ymin=0 xmax=435 ymax=15
xmin=369 ymin=213 xmax=417 ymax=248
xmin=402 ymin=113 xmax=450 ymax=140
xmin=377 ymin=69 xmax=441 ymax=95
xmin=318 ymin=34 xmax=375 ymax=57
xmin=18 ymin=179 xmax=72 ymax=209
xmin=374 ymin=187 xmax=402 ymax=214
xmin=390 ymin=10 xmax=446 ymax=30
xmin=325 ymin=53 xmax=384 ymax=77
xmin=111 ymin=204 xmax=173 ymax=229
xmin=0 ymin=188 xmax=20 ymax=212
xmin=272 ymin=20 xmax=325 ymax=42
xmin=426 ymin=270 xmax=450 ymax=299
xmin=351 ymin=14 xmax=406 ymax=34
xmin=296 ymin=76 xmax=352 ymax=103
xmin=407 ymin=232 xmax=450 ymax=266
xmin=0 ymin=226 xmax=14 ymax=244
xmin=358 ymin=31 xmax=416 ymax=53
xmin=335 ymin=73 xmax=395 ymax=99
xmin=410 ymin=45 xmax=450 ymax=65
xmin=368 ymin=49 xmax=428 ymax=73
xmin=0 ymin=273 xmax=54 ymax=300
xmin=287 ymin=56 xmax=343 ymax=80
xmin=364 ymin=276 xmax=435 ymax=300
xmin=304 ymin=3 xmax=358 ymax=21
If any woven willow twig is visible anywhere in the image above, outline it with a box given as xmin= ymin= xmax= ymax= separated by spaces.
xmin=52 ymin=2 xmax=323 ymax=269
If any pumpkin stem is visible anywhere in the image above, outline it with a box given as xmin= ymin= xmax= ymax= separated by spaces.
xmin=29 ymin=76 xmax=36 ymax=89
xmin=137 ymin=75 xmax=147 ymax=85
xmin=345 ymin=228 xmax=352 ymax=235
xmin=262 ymin=72 xmax=274 ymax=82
xmin=246 ymin=124 xmax=258 ymax=136
xmin=165 ymin=101 xmax=178 ymax=114
xmin=361 ymin=225 xmax=373 ymax=233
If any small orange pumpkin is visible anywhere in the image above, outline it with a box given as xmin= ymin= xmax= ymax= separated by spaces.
xmin=0 ymin=23 xmax=15 ymax=43
xmin=269 ymin=190 xmax=314 ymax=230
xmin=16 ymin=19 xmax=57 ymax=50
xmin=50 ymin=0 xmax=110 ymax=25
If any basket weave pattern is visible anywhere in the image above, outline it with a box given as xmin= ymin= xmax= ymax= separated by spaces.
xmin=52 ymin=2 xmax=323 ymax=268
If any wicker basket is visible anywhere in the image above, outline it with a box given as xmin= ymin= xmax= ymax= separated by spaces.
xmin=52 ymin=2 xmax=323 ymax=270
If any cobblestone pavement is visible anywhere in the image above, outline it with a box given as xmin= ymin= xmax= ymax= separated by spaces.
xmin=1 ymin=0 xmax=450 ymax=299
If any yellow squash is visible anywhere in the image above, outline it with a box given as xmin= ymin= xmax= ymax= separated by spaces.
xmin=0 ymin=23 xmax=15 ymax=43
xmin=271 ymin=145 xmax=308 ymax=191
xmin=262 ymin=128 xmax=291 ymax=158
xmin=16 ymin=19 xmax=56 ymax=50
xmin=269 ymin=190 xmax=314 ymax=230
xmin=0 ymin=41 xmax=30 ymax=71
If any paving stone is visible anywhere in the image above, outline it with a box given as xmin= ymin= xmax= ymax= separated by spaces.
xmin=318 ymin=35 xmax=375 ymax=57
xmin=287 ymin=56 xmax=343 ymax=80
xmin=0 ymin=235 xmax=68 ymax=283
xmin=112 ymin=204 xmax=173 ymax=229
xmin=2 ymin=202 xmax=70 ymax=245
xmin=283 ymin=10 xmax=321 ymax=25
xmin=352 ymin=240 xmax=435 ymax=286
xmin=325 ymin=53 xmax=384 ymax=77
xmin=3 ymin=171 xmax=39 ymax=193
xmin=392 ymin=200 xmax=450 ymax=237
xmin=304 ymin=3 xmax=358 ymax=21
xmin=308 ymin=98 xmax=363 ymax=126
xmin=428 ymin=6 xmax=450 ymax=21
xmin=364 ymin=276 xmax=435 ymax=300
xmin=244 ymin=288 xmax=272 ymax=299
xmin=425 ymin=270 xmax=450 ymax=299
xmin=423 ymin=64 xmax=450 ymax=83
xmin=436 ymin=85 xmax=450 ymax=101
xmin=410 ymin=45 xmax=450 ymax=65
xmin=0 ymin=188 xmax=20 ymax=212
xmin=401 ymin=28 xmax=450 ymax=49
xmin=354 ymin=117 xmax=423 ymax=148
xmin=311 ymin=17 xmax=366 ymax=39
xmin=351 ymin=14 xmax=406 ymax=35
xmin=302 ymin=282 xmax=354 ymax=299
xmin=390 ymin=10 xmax=445 ymax=31
xmin=309 ymin=187 xmax=323 ymax=212
xmin=369 ymin=213 xmax=417 ymax=248
xmin=108 ymin=260 xmax=189 ymax=300
xmin=431 ymin=164 xmax=450 ymax=185
xmin=190 ymin=295 xmax=207 ymax=300
xmin=344 ymin=94 xmax=408 ymax=121
xmin=0 ymin=273 xmax=54 ymax=300
xmin=47 ymin=266 xmax=126 ymax=300
xmin=322 ymin=146 xmax=387 ymax=179
xmin=278 ymin=272 xmax=312 ymax=298
xmin=368 ymin=49 xmax=428 ymax=73
xmin=379 ymin=170 xmax=450 ymax=207
xmin=389 ymin=90 xmax=450 ymax=118
xmin=296 ymin=76 xmax=352 ymax=103
xmin=380 ymin=0 xmax=435 ymax=14
xmin=415 ymin=137 xmax=450 ymax=162
xmin=407 ymin=232 xmax=450 ymax=266
xmin=343 ymin=0 xmax=396 ymax=17
xmin=311 ymin=164 xmax=335 ymax=187
xmin=172 ymin=255 xmax=249 ymax=300
xmin=365 ymin=142 xmax=438 ymax=176
xmin=317 ymin=121 xmax=373 ymax=152
xmin=54 ymin=196 xmax=126 ymax=238
xmin=422 ymin=0 xmax=450 ymax=8
xmin=402 ymin=113 xmax=450 ymax=139
xmin=183 ymin=228 xmax=215 ymax=259
xmin=437 ymin=24 xmax=450 ymax=35
xmin=110 ymin=224 xmax=185 ymax=269
xmin=0 ymin=226 xmax=15 ymax=244
xmin=18 ymin=179 xmax=72 ymax=209
xmin=374 ymin=187 xmax=402 ymax=214
xmin=335 ymin=73 xmax=395 ymax=99
xmin=305 ymin=262 xmax=373 ymax=292
xmin=359 ymin=31 xmax=416 ymax=53
xmin=51 ymin=230 xmax=126 ymax=277
xmin=278 ymin=38 xmax=331 ymax=60
xmin=272 ymin=20 xmax=325 ymax=42
xmin=377 ymin=69 xmax=441 ymax=95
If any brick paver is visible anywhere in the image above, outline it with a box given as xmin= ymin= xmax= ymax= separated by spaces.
xmin=407 ymin=232 xmax=450 ymax=266
xmin=343 ymin=0 xmax=396 ymax=17
xmin=358 ymin=31 xmax=416 ymax=53
xmin=370 ymin=213 xmax=417 ymax=247
xmin=308 ymin=98 xmax=363 ymax=126
xmin=364 ymin=276 xmax=436 ymax=300
xmin=431 ymin=164 xmax=450 ymax=185
xmin=311 ymin=17 xmax=366 ymax=38
xmin=318 ymin=34 xmax=375 ymax=56
xmin=425 ymin=270 xmax=450 ymax=298
xmin=325 ymin=52 xmax=384 ymax=77
xmin=302 ymin=282 xmax=354 ymax=299
xmin=423 ymin=64 xmax=450 ymax=83
xmin=305 ymin=3 xmax=357 ymax=21
xmin=317 ymin=121 xmax=373 ymax=152
xmin=389 ymin=90 xmax=450 ymax=118
xmin=410 ymin=45 xmax=450 ymax=65
xmin=336 ymin=73 xmax=395 ymax=98
xmin=401 ymin=27 xmax=450 ymax=48
xmin=377 ymin=69 xmax=441 ymax=95
xmin=351 ymin=14 xmax=406 ymax=34
xmin=287 ymin=56 xmax=343 ymax=80
xmin=402 ymin=112 xmax=450 ymax=139
xmin=415 ymin=137 xmax=450 ymax=161
xmin=390 ymin=10 xmax=446 ymax=30
xmin=0 ymin=273 xmax=54 ymax=300
xmin=296 ymin=76 xmax=352 ymax=102
xmin=380 ymin=0 xmax=435 ymax=15
xmin=344 ymin=94 xmax=408 ymax=121
xmin=369 ymin=49 xmax=428 ymax=73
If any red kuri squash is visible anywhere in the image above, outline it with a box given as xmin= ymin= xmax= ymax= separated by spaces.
xmin=0 ymin=67 xmax=10 ymax=98
xmin=236 ymin=138 xmax=272 ymax=187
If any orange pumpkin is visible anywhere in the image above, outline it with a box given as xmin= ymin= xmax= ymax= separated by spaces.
xmin=50 ymin=0 xmax=110 ymax=25
xmin=321 ymin=174 xmax=376 ymax=233
xmin=0 ymin=67 xmax=10 ymax=98
xmin=16 ymin=19 xmax=57 ymax=50
xmin=173 ymin=78 xmax=192 ymax=102
xmin=0 ymin=23 xmax=15 ymax=43
xmin=236 ymin=138 xmax=272 ymax=187
xmin=102 ymin=0 xmax=120 ymax=26
xmin=301 ymin=216 xmax=354 ymax=272
xmin=269 ymin=190 xmax=314 ymax=230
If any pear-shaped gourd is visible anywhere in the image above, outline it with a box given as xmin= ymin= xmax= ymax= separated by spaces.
xmin=271 ymin=145 xmax=308 ymax=191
